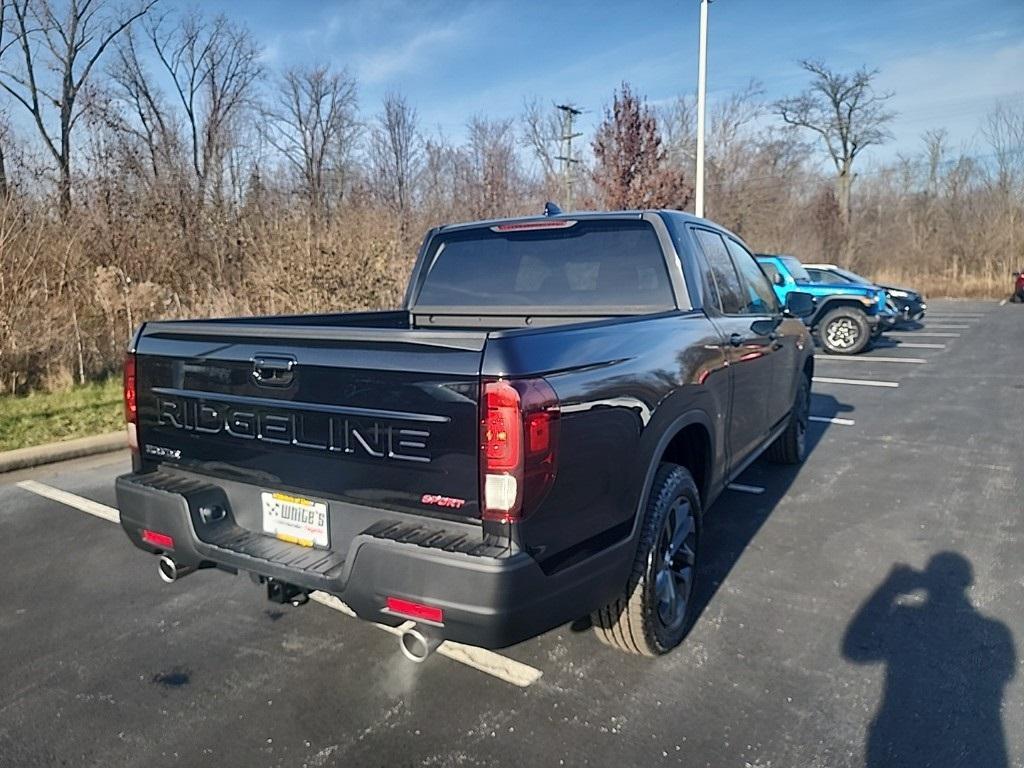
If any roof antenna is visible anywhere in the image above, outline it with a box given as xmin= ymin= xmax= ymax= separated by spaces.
xmin=543 ymin=201 xmax=562 ymax=217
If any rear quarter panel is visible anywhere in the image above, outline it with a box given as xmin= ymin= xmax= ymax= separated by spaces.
xmin=483 ymin=312 xmax=728 ymax=572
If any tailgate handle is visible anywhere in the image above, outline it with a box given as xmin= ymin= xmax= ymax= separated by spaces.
xmin=252 ymin=356 xmax=295 ymax=386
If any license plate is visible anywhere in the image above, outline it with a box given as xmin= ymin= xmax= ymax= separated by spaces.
xmin=261 ymin=491 xmax=329 ymax=548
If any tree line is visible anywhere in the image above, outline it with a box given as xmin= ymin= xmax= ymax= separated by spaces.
xmin=0 ymin=0 xmax=1020 ymax=393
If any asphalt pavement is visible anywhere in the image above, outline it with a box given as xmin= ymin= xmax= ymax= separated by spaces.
xmin=1 ymin=299 xmax=1021 ymax=768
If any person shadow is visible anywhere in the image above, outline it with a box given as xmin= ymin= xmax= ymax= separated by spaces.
xmin=842 ymin=552 xmax=1016 ymax=768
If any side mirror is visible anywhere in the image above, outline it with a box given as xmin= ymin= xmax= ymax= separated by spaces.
xmin=783 ymin=291 xmax=815 ymax=319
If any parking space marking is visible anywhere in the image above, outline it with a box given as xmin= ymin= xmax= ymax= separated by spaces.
xmin=727 ymin=482 xmax=765 ymax=494
xmin=15 ymin=480 xmax=544 ymax=689
xmin=919 ymin=324 xmax=969 ymax=329
xmin=815 ymin=355 xmax=927 ymax=364
xmin=309 ymin=593 xmax=543 ymax=687
xmin=813 ymin=376 xmax=899 ymax=388
xmin=16 ymin=480 xmax=121 ymax=523
xmin=809 ymin=416 xmax=855 ymax=426
xmin=889 ymin=342 xmax=946 ymax=349
xmin=888 ymin=331 xmax=960 ymax=337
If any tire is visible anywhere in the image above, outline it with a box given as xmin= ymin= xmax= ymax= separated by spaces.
xmin=592 ymin=463 xmax=701 ymax=656
xmin=818 ymin=307 xmax=870 ymax=355
xmin=766 ymin=373 xmax=810 ymax=464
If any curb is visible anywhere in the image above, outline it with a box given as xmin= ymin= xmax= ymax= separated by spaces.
xmin=0 ymin=431 xmax=126 ymax=474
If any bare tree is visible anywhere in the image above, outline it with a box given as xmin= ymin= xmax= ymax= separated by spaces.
xmin=147 ymin=10 xmax=262 ymax=206
xmin=108 ymin=27 xmax=177 ymax=182
xmin=776 ymin=60 xmax=894 ymax=227
xmin=520 ymin=97 xmax=561 ymax=188
xmin=368 ymin=91 xmax=421 ymax=221
xmin=261 ymin=63 xmax=359 ymax=216
xmin=464 ymin=116 xmax=520 ymax=219
xmin=0 ymin=0 xmax=157 ymax=216
xmin=592 ymin=82 xmax=690 ymax=210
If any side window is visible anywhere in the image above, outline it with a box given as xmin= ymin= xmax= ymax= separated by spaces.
xmin=805 ymin=268 xmax=824 ymax=282
xmin=726 ymin=239 xmax=779 ymax=315
xmin=693 ymin=229 xmax=744 ymax=314
xmin=760 ymin=261 xmax=783 ymax=286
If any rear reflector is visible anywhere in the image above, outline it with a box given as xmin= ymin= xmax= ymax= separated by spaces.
xmin=385 ymin=596 xmax=444 ymax=625
xmin=141 ymin=529 xmax=174 ymax=549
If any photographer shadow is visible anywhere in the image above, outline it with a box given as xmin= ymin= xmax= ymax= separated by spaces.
xmin=842 ymin=552 xmax=1016 ymax=768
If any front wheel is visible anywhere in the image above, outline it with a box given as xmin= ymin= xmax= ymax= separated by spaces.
xmin=592 ymin=464 xmax=701 ymax=656
xmin=818 ymin=308 xmax=870 ymax=355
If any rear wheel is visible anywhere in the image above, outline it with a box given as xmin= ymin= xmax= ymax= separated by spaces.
xmin=592 ymin=464 xmax=700 ymax=656
xmin=767 ymin=373 xmax=810 ymax=464
xmin=818 ymin=308 xmax=870 ymax=355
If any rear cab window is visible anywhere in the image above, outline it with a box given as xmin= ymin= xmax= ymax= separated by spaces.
xmin=413 ymin=219 xmax=676 ymax=312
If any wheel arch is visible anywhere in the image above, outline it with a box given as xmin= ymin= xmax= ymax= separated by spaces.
xmin=811 ymin=297 xmax=870 ymax=327
xmin=634 ymin=410 xmax=716 ymax=532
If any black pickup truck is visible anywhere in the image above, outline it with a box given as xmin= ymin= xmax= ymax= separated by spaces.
xmin=117 ymin=210 xmax=815 ymax=658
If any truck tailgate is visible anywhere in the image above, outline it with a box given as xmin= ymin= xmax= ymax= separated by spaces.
xmin=133 ymin=321 xmax=485 ymax=523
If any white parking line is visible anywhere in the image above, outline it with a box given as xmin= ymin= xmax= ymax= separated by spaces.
xmin=890 ymin=342 xmax=946 ymax=349
xmin=888 ymin=331 xmax=960 ymax=337
xmin=16 ymin=480 xmax=543 ymax=688
xmin=727 ymin=482 xmax=765 ymax=494
xmin=16 ymin=480 xmax=121 ymax=523
xmin=925 ymin=313 xmax=986 ymax=317
xmin=919 ymin=324 xmax=969 ymax=329
xmin=813 ymin=376 xmax=899 ymax=388
xmin=809 ymin=416 xmax=855 ymax=426
xmin=815 ymin=355 xmax=927 ymax=364
xmin=309 ymin=592 xmax=543 ymax=688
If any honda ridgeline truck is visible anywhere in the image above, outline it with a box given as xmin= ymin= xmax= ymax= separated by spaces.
xmin=117 ymin=210 xmax=815 ymax=658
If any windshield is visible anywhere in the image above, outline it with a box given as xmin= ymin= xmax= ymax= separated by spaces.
xmin=415 ymin=219 xmax=675 ymax=310
xmin=781 ymin=256 xmax=812 ymax=284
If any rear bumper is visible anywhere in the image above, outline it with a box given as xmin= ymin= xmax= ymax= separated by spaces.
xmin=116 ymin=471 xmax=627 ymax=649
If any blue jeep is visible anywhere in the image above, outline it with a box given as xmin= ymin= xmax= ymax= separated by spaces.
xmin=756 ymin=254 xmax=890 ymax=355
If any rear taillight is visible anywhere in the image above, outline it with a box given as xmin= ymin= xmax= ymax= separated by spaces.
xmin=480 ymin=378 xmax=559 ymax=523
xmin=124 ymin=353 xmax=139 ymax=453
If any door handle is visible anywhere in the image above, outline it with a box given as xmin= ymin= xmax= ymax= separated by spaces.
xmin=729 ymin=333 xmax=744 ymax=347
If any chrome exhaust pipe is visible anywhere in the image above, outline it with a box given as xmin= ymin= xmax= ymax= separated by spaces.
xmin=399 ymin=625 xmax=442 ymax=663
xmin=157 ymin=555 xmax=196 ymax=584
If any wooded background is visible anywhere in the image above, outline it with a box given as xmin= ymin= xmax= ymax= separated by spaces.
xmin=0 ymin=1 xmax=1021 ymax=393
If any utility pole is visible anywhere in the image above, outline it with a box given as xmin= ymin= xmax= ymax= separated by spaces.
xmin=555 ymin=103 xmax=582 ymax=210
xmin=695 ymin=0 xmax=710 ymax=218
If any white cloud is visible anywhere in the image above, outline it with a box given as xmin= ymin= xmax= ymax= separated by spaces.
xmin=355 ymin=22 xmax=468 ymax=83
xmin=876 ymin=40 xmax=1024 ymax=154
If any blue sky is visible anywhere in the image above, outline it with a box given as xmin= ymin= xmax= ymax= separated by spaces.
xmin=205 ymin=0 xmax=1023 ymax=164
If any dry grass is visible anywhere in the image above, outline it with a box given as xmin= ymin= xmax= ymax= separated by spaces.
xmin=870 ymin=270 xmax=1014 ymax=299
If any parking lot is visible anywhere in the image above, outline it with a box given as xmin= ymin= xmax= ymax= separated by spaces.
xmin=1 ymin=298 xmax=1020 ymax=768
